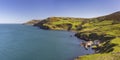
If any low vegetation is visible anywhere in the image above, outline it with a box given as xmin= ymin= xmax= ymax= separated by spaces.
xmin=32 ymin=17 xmax=86 ymax=31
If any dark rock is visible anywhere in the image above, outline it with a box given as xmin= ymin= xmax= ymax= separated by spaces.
xmin=33 ymin=20 xmax=50 ymax=30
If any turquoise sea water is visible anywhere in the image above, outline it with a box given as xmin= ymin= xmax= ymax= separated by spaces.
xmin=0 ymin=24 xmax=93 ymax=60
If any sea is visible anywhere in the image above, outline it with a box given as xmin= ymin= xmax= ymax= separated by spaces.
xmin=0 ymin=24 xmax=93 ymax=60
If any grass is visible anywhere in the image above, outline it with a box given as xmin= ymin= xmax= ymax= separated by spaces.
xmin=73 ymin=19 xmax=120 ymax=60
xmin=42 ymin=17 xmax=83 ymax=30
xmin=75 ymin=53 xmax=120 ymax=60
xmin=110 ymin=38 xmax=120 ymax=52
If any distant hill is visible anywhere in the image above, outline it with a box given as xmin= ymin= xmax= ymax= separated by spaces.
xmin=96 ymin=11 xmax=120 ymax=21
xmin=24 ymin=20 xmax=40 ymax=25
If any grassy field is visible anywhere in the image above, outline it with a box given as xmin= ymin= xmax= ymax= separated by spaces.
xmin=40 ymin=17 xmax=84 ymax=30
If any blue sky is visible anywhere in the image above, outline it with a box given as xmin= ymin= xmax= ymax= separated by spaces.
xmin=0 ymin=0 xmax=120 ymax=23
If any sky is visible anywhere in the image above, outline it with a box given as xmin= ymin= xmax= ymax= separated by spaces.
xmin=0 ymin=0 xmax=120 ymax=23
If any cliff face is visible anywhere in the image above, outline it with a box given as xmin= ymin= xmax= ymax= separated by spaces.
xmin=34 ymin=19 xmax=50 ymax=30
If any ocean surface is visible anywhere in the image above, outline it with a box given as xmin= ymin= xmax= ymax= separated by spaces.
xmin=0 ymin=24 xmax=94 ymax=60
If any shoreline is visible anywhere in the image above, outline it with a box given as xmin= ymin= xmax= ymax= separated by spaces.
xmin=31 ymin=25 xmax=96 ymax=59
xmin=25 ymin=24 xmax=95 ymax=59
xmin=24 ymin=12 xmax=120 ymax=60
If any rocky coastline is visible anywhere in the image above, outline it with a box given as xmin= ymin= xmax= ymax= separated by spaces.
xmin=24 ymin=11 xmax=120 ymax=60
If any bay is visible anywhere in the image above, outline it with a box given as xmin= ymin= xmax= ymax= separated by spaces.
xmin=0 ymin=24 xmax=93 ymax=60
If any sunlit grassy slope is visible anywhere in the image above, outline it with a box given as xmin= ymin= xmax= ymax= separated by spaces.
xmin=74 ymin=12 xmax=120 ymax=60
xmin=41 ymin=17 xmax=84 ymax=30
xmin=74 ymin=17 xmax=120 ymax=60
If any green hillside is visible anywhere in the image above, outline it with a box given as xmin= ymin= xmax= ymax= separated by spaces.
xmin=74 ymin=12 xmax=120 ymax=60
xmin=33 ymin=17 xmax=86 ymax=31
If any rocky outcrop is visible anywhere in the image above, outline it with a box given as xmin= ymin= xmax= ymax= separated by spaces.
xmin=33 ymin=20 xmax=50 ymax=30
